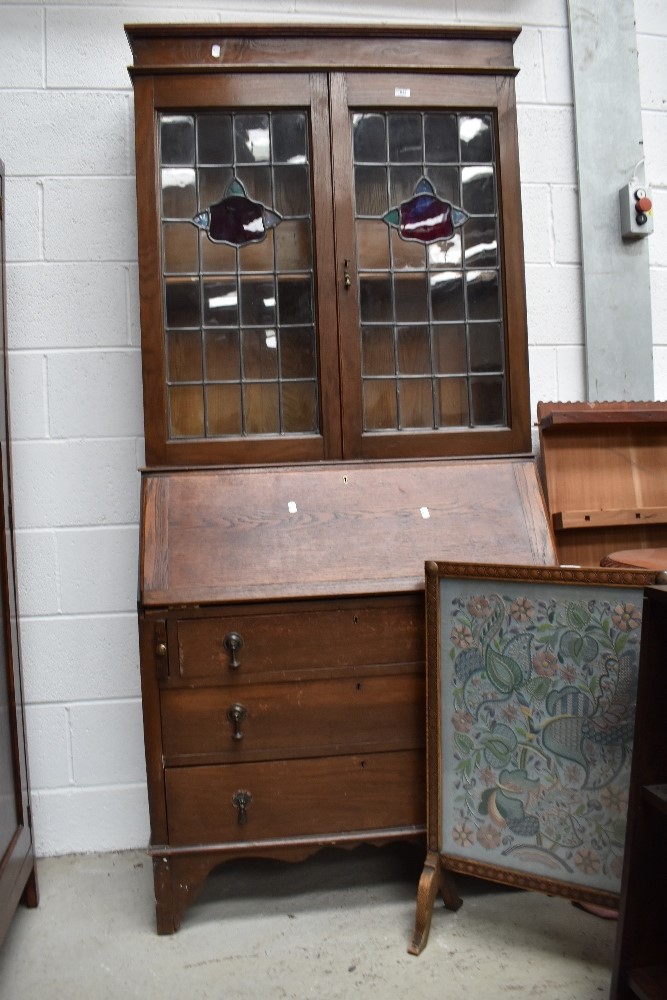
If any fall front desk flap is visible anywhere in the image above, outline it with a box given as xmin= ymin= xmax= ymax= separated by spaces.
xmin=139 ymin=459 xmax=557 ymax=607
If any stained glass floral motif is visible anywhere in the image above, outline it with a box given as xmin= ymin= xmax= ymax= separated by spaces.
xmin=383 ymin=177 xmax=468 ymax=244
xmin=441 ymin=580 xmax=643 ymax=895
xmin=192 ymin=178 xmax=282 ymax=247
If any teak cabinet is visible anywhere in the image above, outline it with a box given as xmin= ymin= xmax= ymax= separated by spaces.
xmin=127 ymin=24 xmax=549 ymax=932
xmin=0 ymin=161 xmax=38 ymax=944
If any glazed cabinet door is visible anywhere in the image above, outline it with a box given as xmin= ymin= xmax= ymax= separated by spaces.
xmin=133 ymin=72 xmax=343 ymax=467
xmin=0 ymin=161 xmax=37 ymax=946
xmin=330 ymin=72 xmax=530 ymax=460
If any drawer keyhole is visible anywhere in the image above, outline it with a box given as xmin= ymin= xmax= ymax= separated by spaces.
xmin=232 ymin=789 xmax=252 ymax=825
xmin=223 ymin=631 xmax=244 ymax=669
xmin=226 ymin=703 xmax=247 ymax=741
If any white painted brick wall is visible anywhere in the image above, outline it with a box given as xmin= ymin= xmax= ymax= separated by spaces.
xmin=0 ymin=0 xmax=663 ymax=857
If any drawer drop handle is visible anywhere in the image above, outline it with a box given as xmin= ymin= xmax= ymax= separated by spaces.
xmin=232 ymin=789 xmax=252 ymax=825
xmin=226 ymin=703 xmax=247 ymax=741
xmin=222 ymin=631 xmax=244 ymax=669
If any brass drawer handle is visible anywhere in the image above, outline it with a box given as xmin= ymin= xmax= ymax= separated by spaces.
xmin=222 ymin=631 xmax=244 ymax=669
xmin=232 ymin=789 xmax=252 ymax=825
xmin=226 ymin=703 xmax=247 ymax=741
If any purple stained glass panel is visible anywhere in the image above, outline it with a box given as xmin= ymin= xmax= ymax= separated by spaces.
xmin=210 ymin=195 xmax=270 ymax=245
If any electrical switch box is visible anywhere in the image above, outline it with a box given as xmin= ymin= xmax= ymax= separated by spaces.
xmin=619 ymin=182 xmax=654 ymax=239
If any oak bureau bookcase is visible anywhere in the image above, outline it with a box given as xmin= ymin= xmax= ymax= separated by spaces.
xmin=126 ymin=23 xmax=555 ymax=932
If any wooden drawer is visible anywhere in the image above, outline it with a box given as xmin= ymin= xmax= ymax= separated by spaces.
xmin=165 ymin=749 xmax=425 ymax=845
xmin=161 ymin=673 xmax=425 ymax=762
xmin=173 ymin=597 xmax=423 ymax=684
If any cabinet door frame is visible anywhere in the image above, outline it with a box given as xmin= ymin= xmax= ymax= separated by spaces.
xmin=331 ymin=71 xmax=530 ymax=460
xmin=134 ymin=72 xmax=343 ymax=467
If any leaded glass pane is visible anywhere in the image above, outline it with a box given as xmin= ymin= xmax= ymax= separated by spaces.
xmin=275 ymin=220 xmax=312 ymax=271
xmin=363 ymin=380 xmax=397 ymax=430
xmin=430 ymin=272 xmax=465 ymax=322
xmin=391 ymin=230 xmax=426 ymax=270
xmin=245 ymin=383 xmax=280 ymax=433
xmin=203 ymin=279 xmax=238 ymax=326
xmin=362 ymin=327 xmax=395 ymax=376
xmin=395 ymin=274 xmax=428 ymax=323
xmin=466 ymin=270 xmax=500 ymax=321
xmin=464 ymin=218 xmax=498 ymax=268
xmin=428 ymin=235 xmax=462 ymax=269
xmin=162 ymin=169 xmax=196 ymax=218
xmin=198 ymin=167 xmax=234 ymax=211
xmin=280 ymin=327 xmax=317 ymax=379
xmin=353 ymin=113 xmax=386 ymax=162
xmin=197 ymin=115 xmax=234 ymax=165
xmin=278 ymin=277 xmax=313 ymax=325
xmin=272 ymin=114 xmax=307 ymax=163
xmin=169 ymin=385 xmax=204 ymax=437
xmin=424 ymin=114 xmax=458 ymax=163
xmin=163 ymin=223 xmax=199 ymax=274
xmin=273 ymin=165 xmax=311 ymax=216
xmin=433 ymin=324 xmax=467 ymax=375
xmin=359 ymin=276 xmax=392 ymax=323
xmin=357 ymin=221 xmax=391 ymax=270
xmin=167 ymin=330 xmax=203 ymax=382
xmin=388 ymin=114 xmax=422 ymax=163
xmin=234 ymin=115 xmax=271 ymax=163
xmin=165 ymin=278 xmax=200 ymax=328
xmin=353 ymin=109 xmax=506 ymax=434
xmin=205 ymin=330 xmax=240 ymax=381
xmin=437 ymin=378 xmax=469 ymax=427
xmin=462 ymin=165 xmax=496 ymax=214
xmin=235 ymin=166 xmax=273 ymax=208
xmin=460 ymin=115 xmax=493 ymax=163
xmin=469 ymin=322 xmax=504 ymax=373
xmin=470 ymin=376 xmax=505 ymax=425
xmin=240 ymin=280 xmax=276 ymax=326
xmin=200 ymin=236 xmax=236 ymax=273
xmin=239 ymin=231 xmax=275 ymax=272
xmin=161 ymin=116 xmax=195 ymax=166
xmin=397 ymin=326 xmax=431 ymax=375
xmin=424 ymin=166 xmax=460 ymax=206
xmin=159 ymin=109 xmax=319 ymax=441
xmin=282 ymin=382 xmax=319 ymax=432
xmin=388 ymin=165 xmax=423 ymax=207
xmin=399 ymin=378 xmax=433 ymax=427
xmin=355 ymin=166 xmax=389 ymax=216
xmin=207 ymin=384 xmax=242 ymax=435
xmin=242 ymin=327 xmax=279 ymax=380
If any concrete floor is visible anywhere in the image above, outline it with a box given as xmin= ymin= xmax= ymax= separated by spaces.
xmin=0 ymin=844 xmax=617 ymax=999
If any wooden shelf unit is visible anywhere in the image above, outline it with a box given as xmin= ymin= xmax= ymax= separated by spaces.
xmin=537 ymin=401 xmax=667 ymax=567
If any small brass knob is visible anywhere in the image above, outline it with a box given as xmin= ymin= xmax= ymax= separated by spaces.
xmin=156 ymin=642 xmax=167 ymax=657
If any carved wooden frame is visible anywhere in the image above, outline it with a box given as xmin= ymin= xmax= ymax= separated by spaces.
xmin=410 ymin=560 xmax=657 ymax=955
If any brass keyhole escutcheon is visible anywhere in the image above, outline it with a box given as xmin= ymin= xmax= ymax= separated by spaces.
xmin=232 ymin=789 xmax=252 ymax=825
xmin=222 ymin=631 xmax=244 ymax=669
xmin=226 ymin=703 xmax=247 ymax=741
xmin=343 ymin=259 xmax=351 ymax=288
